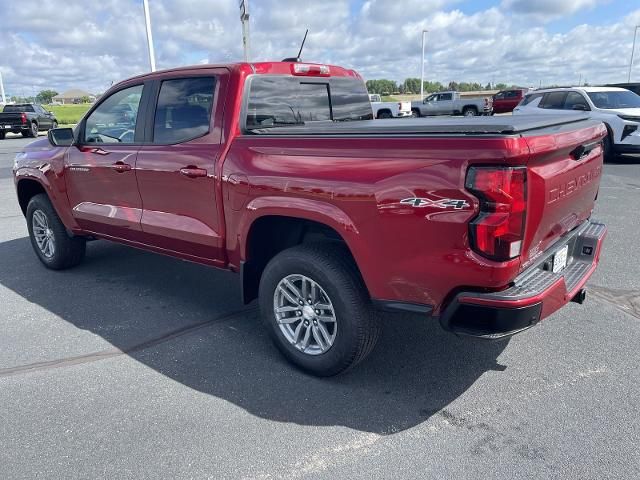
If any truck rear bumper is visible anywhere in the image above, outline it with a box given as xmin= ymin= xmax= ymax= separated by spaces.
xmin=438 ymin=219 xmax=607 ymax=339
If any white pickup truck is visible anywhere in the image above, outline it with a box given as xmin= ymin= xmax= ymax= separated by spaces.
xmin=369 ymin=94 xmax=412 ymax=119
xmin=411 ymin=91 xmax=493 ymax=117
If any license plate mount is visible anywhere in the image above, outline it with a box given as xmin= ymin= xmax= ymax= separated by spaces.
xmin=552 ymin=245 xmax=569 ymax=274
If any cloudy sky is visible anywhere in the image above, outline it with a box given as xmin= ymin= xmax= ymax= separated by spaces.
xmin=1 ymin=0 xmax=639 ymax=97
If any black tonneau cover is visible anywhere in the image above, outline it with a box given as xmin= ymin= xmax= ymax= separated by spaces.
xmin=247 ymin=114 xmax=597 ymax=136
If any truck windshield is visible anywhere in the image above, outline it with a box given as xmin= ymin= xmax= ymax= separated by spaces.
xmin=245 ymin=76 xmax=373 ymax=129
xmin=587 ymin=90 xmax=640 ymax=109
xmin=3 ymin=104 xmax=34 ymax=113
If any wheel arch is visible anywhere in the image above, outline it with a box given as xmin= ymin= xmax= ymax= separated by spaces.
xmin=237 ymin=200 xmax=367 ymax=304
xmin=17 ymin=178 xmax=47 ymax=216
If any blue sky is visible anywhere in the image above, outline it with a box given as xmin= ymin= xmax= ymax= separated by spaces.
xmin=0 ymin=0 xmax=639 ymax=97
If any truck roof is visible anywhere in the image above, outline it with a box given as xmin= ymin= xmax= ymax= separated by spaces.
xmin=247 ymin=114 xmax=597 ymax=136
xmin=119 ymin=61 xmax=362 ymax=85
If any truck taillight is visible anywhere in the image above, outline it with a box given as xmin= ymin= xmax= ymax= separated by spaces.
xmin=21 ymin=113 xmax=27 ymax=124
xmin=465 ymin=166 xmax=527 ymax=261
xmin=291 ymin=63 xmax=330 ymax=76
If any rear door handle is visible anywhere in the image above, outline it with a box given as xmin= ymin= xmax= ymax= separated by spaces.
xmin=180 ymin=167 xmax=208 ymax=178
xmin=112 ymin=162 xmax=132 ymax=173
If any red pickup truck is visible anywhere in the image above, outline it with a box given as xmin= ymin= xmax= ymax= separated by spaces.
xmin=13 ymin=61 xmax=607 ymax=376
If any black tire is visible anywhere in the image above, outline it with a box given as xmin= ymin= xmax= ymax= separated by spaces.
xmin=27 ymin=122 xmax=38 ymax=137
xmin=411 ymin=108 xmax=421 ymax=118
xmin=0 ymin=131 xmax=5 ymax=140
xmin=462 ymin=107 xmax=477 ymax=117
xmin=21 ymin=131 xmax=30 ymax=138
xmin=377 ymin=110 xmax=392 ymax=119
xmin=602 ymin=131 xmax=614 ymax=162
xmin=259 ymin=244 xmax=380 ymax=376
xmin=26 ymin=194 xmax=86 ymax=270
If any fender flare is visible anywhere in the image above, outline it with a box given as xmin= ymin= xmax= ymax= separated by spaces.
xmin=237 ymin=196 xmax=360 ymax=262
xmin=15 ymin=169 xmax=79 ymax=232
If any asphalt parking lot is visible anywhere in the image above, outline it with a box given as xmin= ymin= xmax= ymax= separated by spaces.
xmin=1 ymin=133 xmax=639 ymax=479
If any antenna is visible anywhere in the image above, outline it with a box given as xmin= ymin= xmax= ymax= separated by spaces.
xmin=282 ymin=29 xmax=309 ymax=62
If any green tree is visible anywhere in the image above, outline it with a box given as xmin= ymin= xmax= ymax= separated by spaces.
xmin=81 ymin=95 xmax=91 ymax=103
xmin=365 ymin=79 xmax=398 ymax=95
xmin=35 ymin=89 xmax=58 ymax=104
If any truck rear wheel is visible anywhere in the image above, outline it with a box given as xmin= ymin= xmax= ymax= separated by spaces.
xmin=26 ymin=194 xmax=86 ymax=270
xmin=259 ymin=244 xmax=380 ymax=376
xmin=411 ymin=108 xmax=421 ymax=118
xmin=24 ymin=122 xmax=38 ymax=137
xmin=463 ymin=107 xmax=477 ymax=117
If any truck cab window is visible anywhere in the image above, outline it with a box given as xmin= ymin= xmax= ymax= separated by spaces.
xmin=84 ymin=85 xmax=143 ymax=144
xmin=246 ymin=76 xmax=372 ymax=129
xmin=153 ymin=77 xmax=216 ymax=144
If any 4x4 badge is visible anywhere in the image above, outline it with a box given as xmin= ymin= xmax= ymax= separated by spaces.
xmin=400 ymin=197 xmax=469 ymax=209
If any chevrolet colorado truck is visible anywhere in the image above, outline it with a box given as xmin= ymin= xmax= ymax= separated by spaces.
xmin=0 ymin=103 xmax=58 ymax=139
xmin=411 ymin=91 xmax=493 ymax=117
xmin=13 ymin=61 xmax=607 ymax=376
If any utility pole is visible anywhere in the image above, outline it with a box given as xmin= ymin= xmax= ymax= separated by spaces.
xmin=143 ymin=0 xmax=156 ymax=72
xmin=0 ymin=70 xmax=6 ymax=104
xmin=239 ymin=0 xmax=250 ymax=62
xmin=420 ymin=30 xmax=428 ymax=101
xmin=629 ymin=25 xmax=640 ymax=82
xmin=578 ymin=73 xmax=582 ymax=86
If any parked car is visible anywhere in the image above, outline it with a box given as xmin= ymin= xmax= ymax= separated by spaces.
xmin=492 ymin=88 xmax=528 ymax=114
xmin=0 ymin=103 xmax=58 ymax=139
xmin=13 ymin=61 xmax=607 ymax=376
xmin=368 ymin=94 xmax=411 ymax=118
xmin=513 ymin=86 xmax=640 ymax=160
xmin=411 ymin=91 xmax=492 ymax=117
xmin=605 ymin=83 xmax=640 ymax=96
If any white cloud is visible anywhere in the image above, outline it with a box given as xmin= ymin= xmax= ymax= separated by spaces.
xmin=0 ymin=0 xmax=639 ymax=98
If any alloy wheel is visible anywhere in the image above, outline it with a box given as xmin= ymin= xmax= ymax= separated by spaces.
xmin=273 ymin=274 xmax=337 ymax=355
xmin=32 ymin=209 xmax=56 ymax=258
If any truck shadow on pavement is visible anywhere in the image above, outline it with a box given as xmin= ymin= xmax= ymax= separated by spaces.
xmin=0 ymin=237 xmax=509 ymax=435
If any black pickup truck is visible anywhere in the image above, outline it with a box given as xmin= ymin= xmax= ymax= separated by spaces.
xmin=0 ymin=104 xmax=58 ymax=139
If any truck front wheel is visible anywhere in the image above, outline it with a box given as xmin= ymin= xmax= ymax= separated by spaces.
xmin=259 ymin=244 xmax=380 ymax=376
xmin=26 ymin=194 xmax=86 ymax=270
xmin=602 ymin=131 xmax=614 ymax=162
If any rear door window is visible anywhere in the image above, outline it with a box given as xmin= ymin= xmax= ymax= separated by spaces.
xmin=152 ymin=77 xmax=216 ymax=144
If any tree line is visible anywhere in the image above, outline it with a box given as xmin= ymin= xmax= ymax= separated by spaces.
xmin=365 ymin=78 xmax=514 ymax=96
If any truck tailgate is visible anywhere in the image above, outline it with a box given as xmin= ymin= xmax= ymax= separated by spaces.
xmin=520 ymin=121 xmax=606 ymax=270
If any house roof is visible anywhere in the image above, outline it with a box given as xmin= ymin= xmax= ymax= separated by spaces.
xmin=53 ymin=89 xmax=93 ymax=99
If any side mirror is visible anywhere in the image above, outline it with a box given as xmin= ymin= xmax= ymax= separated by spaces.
xmin=572 ymin=104 xmax=589 ymax=111
xmin=48 ymin=127 xmax=75 ymax=147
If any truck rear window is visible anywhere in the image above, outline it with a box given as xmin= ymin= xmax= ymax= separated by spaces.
xmin=245 ymin=75 xmax=373 ymax=129
xmin=3 ymin=104 xmax=35 ymax=113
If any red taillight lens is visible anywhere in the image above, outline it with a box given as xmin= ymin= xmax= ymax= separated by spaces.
xmin=21 ymin=113 xmax=27 ymax=124
xmin=465 ymin=166 xmax=527 ymax=261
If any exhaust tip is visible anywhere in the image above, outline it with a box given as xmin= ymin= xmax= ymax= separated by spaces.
xmin=571 ymin=288 xmax=587 ymax=305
